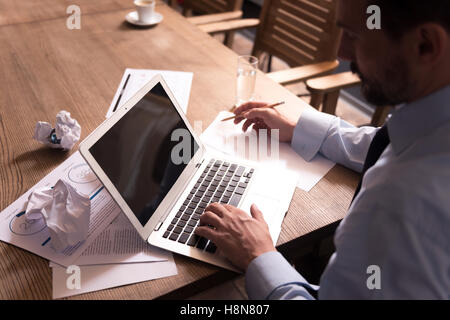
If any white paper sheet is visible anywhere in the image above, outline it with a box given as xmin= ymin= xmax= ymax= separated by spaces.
xmin=0 ymin=152 xmax=169 ymax=267
xmin=51 ymin=256 xmax=178 ymax=299
xmin=201 ymin=111 xmax=335 ymax=192
xmin=238 ymin=167 xmax=298 ymax=244
xmin=48 ymin=212 xmax=170 ymax=267
xmin=106 ymin=68 xmax=193 ymax=118
xmin=24 ymin=178 xmax=91 ymax=253
xmin=33 ymin=110 xmax=81 ymax=150
xmin=0 ymin=152 xmax=123 ymax=266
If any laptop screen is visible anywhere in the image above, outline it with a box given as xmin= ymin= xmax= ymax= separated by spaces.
xmin=90 ymin=82 xmax=199 ymax=226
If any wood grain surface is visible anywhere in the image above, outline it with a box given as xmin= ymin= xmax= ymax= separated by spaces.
xmin=0 ymin=0 xmax=137 ymax=27
xmin=0 ymin=2 xmax=359 ymax=300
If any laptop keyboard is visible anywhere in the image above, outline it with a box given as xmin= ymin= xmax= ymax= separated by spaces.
xmin=162 ymin=159 xmax=254 ymax=254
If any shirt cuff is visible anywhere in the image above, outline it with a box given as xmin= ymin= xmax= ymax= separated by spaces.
xmin=291 ymin=108 xmax=336 ymax=161
xmin=245 ymin=251 xmax=311 ymax=300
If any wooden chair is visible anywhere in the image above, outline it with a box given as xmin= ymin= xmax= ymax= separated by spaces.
xmin=181 ymin=0 xmax=243 ymax=16
xmin=197 ymin=0 xmax=342 ymax=91
xmin=168 ymin=0 xmax=244 ymax=47
xmin=306 ymin=71 xmax=392 ymax=126
xmin=198 ymin=1 xmax=389 ymax=126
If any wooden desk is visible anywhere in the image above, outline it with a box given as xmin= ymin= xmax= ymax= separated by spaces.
xmin=0 ymin=3 xmax=359 ymax=299
xmin=0 ymin=0 xmax=137 ymax=27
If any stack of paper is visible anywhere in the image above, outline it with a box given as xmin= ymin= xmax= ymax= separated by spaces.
xmin=50 ymin=207 xmax=177 ymax=298
xmin=106 ymin=68 xmax=193 ymax=117
xmin=51 ymin=257 xmax=177 ymax=298
xmin=0 ymin=151 xmax=179 ymax=299
xmin=200 ymin=111 xmax=335 ymax=192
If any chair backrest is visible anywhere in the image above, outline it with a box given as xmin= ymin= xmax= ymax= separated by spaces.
xmin=253 ymin=0 xmax=342 ymax=67
xmin=182 ymin=0 xmax=243 ymax=15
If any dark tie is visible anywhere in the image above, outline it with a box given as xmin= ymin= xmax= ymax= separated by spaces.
xmin=351 ymin=125 xmax=390 ymax=204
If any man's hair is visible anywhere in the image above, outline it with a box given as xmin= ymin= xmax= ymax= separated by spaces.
xmin=370 ymin=0 xmax=450 ymax=38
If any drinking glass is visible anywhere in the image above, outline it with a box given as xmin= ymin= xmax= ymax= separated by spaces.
xmin=236 ymin=55 xmax=258 ymax=107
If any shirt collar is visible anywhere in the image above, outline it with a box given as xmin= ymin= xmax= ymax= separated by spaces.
xmin=387 ymin=85 xmax=450 ymax=155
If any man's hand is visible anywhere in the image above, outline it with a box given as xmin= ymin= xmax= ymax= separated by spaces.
xmin=234 ymin=102 xmax=297 ymax=142
xmin=194 ymin=203 xmax=276 ymax=271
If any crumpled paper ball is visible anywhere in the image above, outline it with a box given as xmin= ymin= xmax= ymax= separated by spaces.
xmin=33 ymin=110 xmax=81 ymax=150
xmin=25 ymin=179 xmax=91 ymax=252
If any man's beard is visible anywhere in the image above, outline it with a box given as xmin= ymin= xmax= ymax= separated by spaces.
xmin=350 ymin=60 xmax=414 ymax=106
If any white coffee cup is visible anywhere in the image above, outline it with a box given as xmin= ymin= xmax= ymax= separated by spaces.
xmin=134 ymin=0 xmax=155 ymax=23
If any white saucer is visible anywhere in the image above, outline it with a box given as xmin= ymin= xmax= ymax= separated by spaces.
xmin=125 ymin=11 xmax=163 ymax=26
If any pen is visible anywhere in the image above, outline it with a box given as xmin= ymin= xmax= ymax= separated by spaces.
xmin=221 ymin=101 xmax=285 ymax=122
xmin=112 ymin=73 xmax=131 ymax=113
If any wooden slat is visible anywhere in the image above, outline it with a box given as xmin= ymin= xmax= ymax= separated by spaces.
xmin=259 ymin=8 xmax=323 ymax=65
xmin=283 ymin=0 xmax=332 ymax=20
xmin=226 ymin=0 xmax=243 ymax=11
xmin=252 ymin=0 xmax=340 ymax=66
xmin=201 ymin=0 xmax=227 ymax=12
xmin=266 ymin=60 xmax=339 ymax=85
xmin=186 ymin=0 xmax=243 ymax=15
xmin=306 ymin=71 xmax=361 ymax=93
xmin=195 ymin=0 xmax=220 ymax=13
xmin=278 ymin=0 xmax=328 ymax=32
xmin=298 ymin=0 xmax=332 ymax=17
xmin=271 ymin=14 xmax=336 ymax=62
xmin=271 ymin=26 xmax=318 ymax=58
xmin=272 ymin=17 xmax=320 ymax=52
xmin=216 ymin=0 xmax=228 ymax=7
xmin=187 ymin=10 xmax=242 ymax=25
xmin=270 ymin=34 xmax=314 ymax=63
xmin=185 ymin=1 xmax=217 ymax=14
xmin=273 ymin=7 xmax=326 ymax=42
xmin=198 ymin=18 xmax=259 ymax=34
xmin=274 ymin=16 xmax=322 ymax=45
xmin=261 ymin=9 xmax=324 ymax=55
xmin=259 ymin=36 xmax=313 ymax=67
xmin=298 ymin=0 xmax=335 ymax=11
xmin=184 ymin=0 xmax=228 ymax=14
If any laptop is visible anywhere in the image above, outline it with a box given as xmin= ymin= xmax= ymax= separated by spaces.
xmin=80 ymin=74 xmax=263 ymax=272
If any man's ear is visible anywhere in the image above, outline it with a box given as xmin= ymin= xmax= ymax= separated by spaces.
xmin=416 ymin=23 xmax=448 ymax=66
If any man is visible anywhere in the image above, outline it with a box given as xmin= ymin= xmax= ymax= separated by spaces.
xmin=194 ymin=0 xmax=450 ymax=299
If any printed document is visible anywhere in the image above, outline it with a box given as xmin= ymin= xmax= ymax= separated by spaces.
xmin=49 ymin=212 xmax=170 ymax=267
xmin=51 ymin=257 xmax=178 ymax=299
xmin=201 ymin=111 xmax=335 ymax=192
xmin=106 ymin=68 xmax=192 ymax=118
xmin=0 ymin=152 xmax=168 ymax=267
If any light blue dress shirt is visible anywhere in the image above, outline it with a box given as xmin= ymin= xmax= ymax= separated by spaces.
xmin=245 ymin=85 xmax=450 ymax=300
